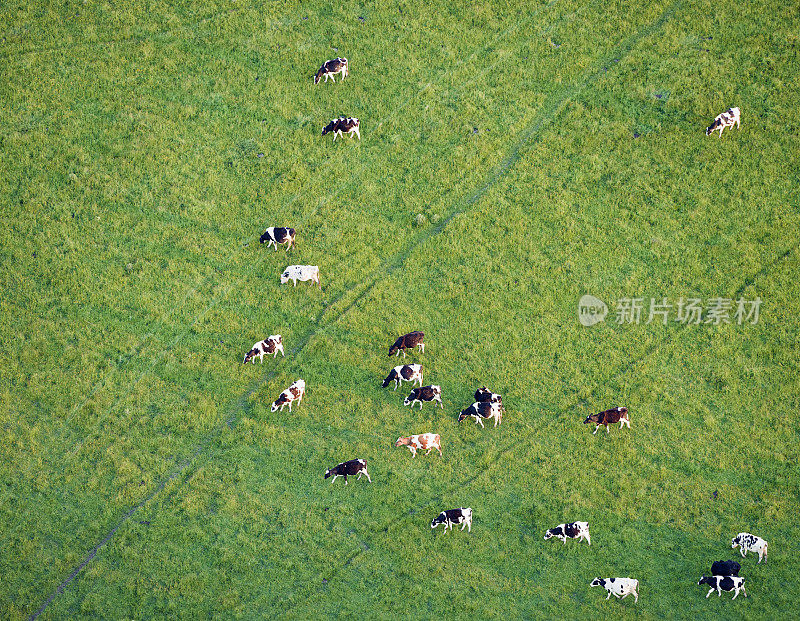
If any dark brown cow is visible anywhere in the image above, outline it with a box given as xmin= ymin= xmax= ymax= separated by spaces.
xmin=388 ymin=331 xmax=425 ymax=357
xmin=583 ymin=406 xmax=630 ymax=434
xmin=314 ymin=57 xmax=348 ymax=84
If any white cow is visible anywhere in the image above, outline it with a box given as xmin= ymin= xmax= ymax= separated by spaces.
xmin=280 ymin=265 xmax=320 ymax=287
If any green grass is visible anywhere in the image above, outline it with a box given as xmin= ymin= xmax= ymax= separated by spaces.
xmin=1 ymin=0 xmax=799 ymax=618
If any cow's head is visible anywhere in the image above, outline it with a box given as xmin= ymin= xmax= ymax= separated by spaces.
xmin=457 ymin=409 xmax=470 ymax=422
xmin=271 ymin=396 xmax=287 ymax=412
xmin=583 ymin=413 xmax=599 ymax=424
xmin=394 ymin=437 xmax=407 ymax=448
xmin=243 ymin=348 xmax=256 ymax=364
xmin=431 ymin=513 xmax=446 ymax=529
xmin=322 ymin=121 xmax=336 ymax=135
xmin=324 ymin=469 xmax=332 ymax=478
xmin=314 ymin=68 xmax=324 ymax=85
xmin=698 ymin=576 xmax=713 ymax=587
xmin=259 ymin=231 xmax=269 ymax=244
xmin=280 ymin=271 xmax=290 ymax=284
xmin=590 ymin=578 xmax=605 ymax=588
xmin=731 ymin=536 xmax=741 ymax=549
xmin=706 ymin=120 xmax=720 ymax=136
xmin=403 ymin=394 xmax=415 ymax=406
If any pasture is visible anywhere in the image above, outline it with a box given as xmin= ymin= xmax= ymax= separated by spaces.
xmin=1 ymin=0 xmax=799 ymax=618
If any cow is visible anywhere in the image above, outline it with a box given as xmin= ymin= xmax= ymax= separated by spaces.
xmin=382 ymin=364 xmax=423 ymax=391
xmin=388 ymin=331 xmax=425 ymax=357
xmin=474 ymin=386 xmax=502 ymax=405
xmin=710 ymin=560 xmax=741 ymax=577
xmin=590 ymin=578 xmax=639 ymax=603
xmin=259 ymin=227 xmax=296 ymax=251
xmin=731 ymin=532 xmax=768 ymax=563
xmin=458 ymin=401 xmax=503 ymax=428
xmin=314 ymin=57 xmax=349 ymax=84
xmin=280 ymin=265 xmax=320 ymax=287
xmin=698 ymin=575 xmax=747 ymax=599
xmin=324 ymin=458 xmax=370 ymax=484
xmin=706 ymin=107 xmax=741 ymax=138
xmin=271 ymin=379 xmax=305 ymax=412
xmin=404 ymin=385 xmax=443 ymax=409
xmin=431 ymin=508 xmax=472 ymax=532
xmin=322 ymin=117 xmax=360 ymax=141
xmin=243 ymin=335 xmax=284 ymax=364
xmin=394 ymin=433 xmax=442 ymax=458
xmin=584 ymin=406 xmax=630 ymax=434
xmin=543 ymin=521 xmax=591 ymax=545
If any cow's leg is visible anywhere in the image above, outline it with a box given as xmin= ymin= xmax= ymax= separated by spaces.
xmin=706 ymin=588 xmax=714 ymax=598
xmin=364 ymin=469 xmax=371 ymax=482
xmin=633 ymin=590 xmax=638 ymax=603
xmin=732 ymin=587 xmax=739 ymax=600
xmin=330 ymin=474 xmax=339 ymax=483
xmin=402 ymin=349 xmax=406 ymax=358
xmin=419 ymin=343 xmax=424 ymax=353
xmin=614 ymin=592 xmax=622 ymax=599
xmin=410 ymin=447 xmax=416 ymax=458
xmin=606 ymin=424 xmax=610 ymax=433
xmin=344 ymin=475 xmax=348 ymax=485
xmin=437 ymin=395 xmax=443 ymax=409
xmin=353 ymin=127 xmax=361 ymax=140
xmin=717 ymin=588 xmax=722 ymax=597
xmin=593 ymin=425 xmax=600 ymax=434
xmin=606 ymin=591 xmax=612 ymax=600
xmin=740 ymin=548 xmax=746 ymax=558
xmin=741 ymin=585 xmax=747 ymax=597
xmin=425 ymin=448 xmax=432 ymax=455
xmin=476 ymin=417 xmax=484 ymax=428
xmin=287 ymin=402 xmax=292 ymax=412
xmin=460 ymin=521 xmax=467 ymax=531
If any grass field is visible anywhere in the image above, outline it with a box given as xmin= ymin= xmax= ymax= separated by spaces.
xmin=2 ymin=0 xmax=799 ymax=618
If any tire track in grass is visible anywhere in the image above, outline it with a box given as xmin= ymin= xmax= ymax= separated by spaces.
xmin=50 ymin=0 xmax=569 ymax=444
xmin=30 ymin=1 xmax=680 ymax=617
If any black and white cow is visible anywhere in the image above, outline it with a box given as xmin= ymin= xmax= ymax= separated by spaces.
xmin=243 ymin=335 xmax=284 ymax=364
xmin=404 ymin=385 xmax=443 ymax=409
xmin=458 ymin=401 xmax=503 ymax=428
xmin=590 ymin=578 xmax=639 ymax=603
xmin=322 ymin=117 xmax=360 ymax=141
xmin=698 ymin=575 xmax=747 ymax=599
xmin=706 ymin=106 xmax=741 ymax=137
xmin=271 ymin=379 xmax=305 ymax=412
xmin=584 ymin=406 xmax=630 ymax=434
xmin=731 ymin=532 xmax=768 ymax=563
xmin=431 ymin=507 xmax=472 ymax=532
xmin=314 ymin=57 xmax=349 ymax=84
xmin=543 ymin=521 xmax=591 ymax=545
xmin=475 ymin=386 xmax=502 ymax=405
xmin=259 ymin=227 xmax=296 ymax=251
xmin=382 ymin=364 xmax=423 ymax=391
xmin=388 ymin=331 xmax=425 ymax=357
xmin=710 ymin=560 xmax=741 ymax=576
xmin=324 ymin=458 xmax=371 ymax=484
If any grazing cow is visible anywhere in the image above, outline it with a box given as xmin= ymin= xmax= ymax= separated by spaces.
xmin=324 ymin=458 xmax=370 ymax=484
xmin=271 ymin=379 xmax=305 ymax=412
xmin=322 ymin=117 xmax=361 ymax=141
xmin=543 ymin=521 xmax=591 ymax=545
xmin=382 ymin=364 xmax=423 ymax=390
xmin=314 ymin=57 xmax=349 ymax=84
xmin=698 ymin=575 xmax=747 ymax=599
xmin=394 ymin=433 xmax=442 ymax=458
xmin=590 ymin=578 xmax=639 ymax=603
xmin=458 ymin=401 xmax=503 ymax=428
xmin=584 ymin=406 xmax=630 ymax=434
xmin=243 ymin=335 xmax=284 ymax=364
xmin=388 ymin=331 xmax=425 ymax=357
xmin=431 ymin=508 xmax=472 ymax=532
xmin=731 ymin=532 xmax=768 ymax=563
xmin=706 ymin=107 xmax=741 ymax=137
xmin=280 ymin=265 xmax=320 ymax=287
xmin=711 ymin=560 xmax=741 ymax=577
xmin=260 ymin=227 xmax=296 ymax=251
xmin=474 ymin=386 xmax=502 ymax=405
xmin=404 ymin=385 xmax=443 ymax=409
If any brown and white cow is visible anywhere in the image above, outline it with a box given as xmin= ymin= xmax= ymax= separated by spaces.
xmin=271 ymin=379 xmax=305 ymax=412
xmin=243 ymin=335 xmax=284 ymax=364
xmin=404 ymin=385 xmax=443 ymax=409
xmin=382 ymin=364 xmax=423 ymax=391
xmin=324 ymin=458 xmax=370 ymax=484
xmin=706 ymin=107 xmax=740 ymax=137
xmin=394 ymin=433 xmax=442 ymax=458
xmin=314 ymin=57 xmax=349 ymax=84
xmin=584 ymin=406 xmax=629 ymax=434
xmin=388 ymin=331 xmax=425 ymax=357
xmin=260 ymin=227 xmax=296 ymax=251
xmin=458 ymin=401 xmax=503 ymax=428
xmin=322 ymin=117 xmax=360 ymax=141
